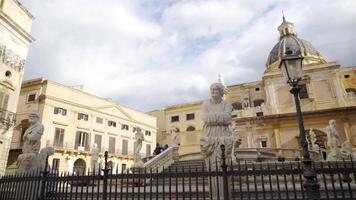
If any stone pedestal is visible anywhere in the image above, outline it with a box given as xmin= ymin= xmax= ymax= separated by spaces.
xmin=130 ymin=167 xmax=145 ymax=187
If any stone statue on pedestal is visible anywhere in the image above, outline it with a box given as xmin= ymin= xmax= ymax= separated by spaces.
xmin=171 ymin=127 xmax=180 ymax=148
xmin=17 ymin=112 xmax=46 ymax=173
xmin=200 ymin=82 xmax=233 ymax=199
xmin=308 ymin=129 xmax=319 ymax=151
xmin=326 ymin=120 xmax=341 ymax=161
xmin=341 ymin=140 xmax=356 ymax=159
xmin=91 ymin=143 xmax=100 ymax=171
xmin=132 ymin=127 xmax=144 ymax=168
xmin=66 ymin=154 xmax=75 ymax=175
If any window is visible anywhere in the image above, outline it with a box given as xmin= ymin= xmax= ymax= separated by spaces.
xmin=27 ymin=93 xmax=36 ymax=102
xmin=96 ymin=117 xmax=103 ymax=124
xmin=232 ymin=102 xmax=242 ymax=110
xmin=108 ymin=137 xmax=116 ymax=154
xmin=94 ymin=134 xmax=102 ymax=149
xmin=255 ymin=87 xmax=260 ymax=91
xmin=122 ymin=164 xmax=127 ymax=172
xmin=186 ymin=126 xmax=196 ymax=132
xmin=253 ymin=99 xmax=264 ymax=107
xmin=146 ymin=144 xmax=151 ymax=156
xmin=122 ymin=139 xmax=128 ymax=155
xmin=260 ymin=140 xmax=267 ymax=148
xmin=299 ymin=84 xmax=309 ymax=99
xmin=5 ymin=70 xmax=11 ymax=78
xmin=53 ymin=128 xmax=65 ymax=147
xmin=75 ymin=131 xmax=89 ymax=150
xmin=145 ymin=130 xmax=151 ymax=136
xmin=344 ymin=74 xmax=350 ymax=79
xmin=108 ymin=120 xmax=117 ymax=127
xmin=54 ymin=107 xmax=67 ymax=116
xmin=78 ymin=113 xmax=89 ymax=121
xmin=346 ymin=88 xmax=356 ymax=95
xmin=0 ymin=92 xmax=9 ymax=109
xmin=186 ymin=113 xmax=195 ymax=120
xmin=121 ymin=124 xmax=129 ymax=130
xmin=52 ymin=159 xmax=60 ymax=171
xmin=171 ymin=115 xmax=179 ymax=122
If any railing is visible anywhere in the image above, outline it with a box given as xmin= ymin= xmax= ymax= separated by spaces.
xmin=143 ymin=147 xmax=179 ymax=172
xmin=0 ymin=108 xmax=16 ymax=129
xmin=2 ymin=147 xmax=356 ymax=199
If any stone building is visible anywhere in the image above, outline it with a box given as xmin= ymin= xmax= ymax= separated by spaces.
xmin=7 ymin=78 xmax=157 ymax=174
xmin=0 ymin=0 xmax=34 ymax=175
xmin=150 ymin=17 xmax=356 ymax=160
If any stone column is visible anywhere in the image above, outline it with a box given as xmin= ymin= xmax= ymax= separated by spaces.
xmin=343 ymin=121 xmax=352 ymax=142
xmin=274 ymin=128 xmax=282 ymax=156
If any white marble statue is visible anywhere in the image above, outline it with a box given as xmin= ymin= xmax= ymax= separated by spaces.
xmin=326 ymin=120 xmax=341 ymax=161
xmin=341 ymin=140 xmax=356 ymax=159
xmin=91 ymin=143 xmax=100 ymax=170
xmin=22 ymin=112 xmax=44 ymax=154
xmin=242 ymin=97 xmax=250 ymax=109
xmin=308 ymin=129 xmax=319 ymax=151
xmin=112 ymin=157 xmax=118 ymax=174
xmin=132 ymin=127 xmax=145 ymax=168
xmin=200 ymin=82 xmax=233 ymax=199
xmin=66 ymin=154 xmax=75 ymax=175
xmin=38 ymin=147 xmax=55 ymax=171
xmin=171 ymin=127 xmax=180 ymax=148
xmin=17 ymin=112 xmax=47 ymax=173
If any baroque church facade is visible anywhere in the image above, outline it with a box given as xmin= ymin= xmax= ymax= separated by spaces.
xmin=150 ymin=17 xmax=356 ymax=160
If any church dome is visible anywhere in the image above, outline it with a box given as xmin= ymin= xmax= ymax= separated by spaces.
xmin=266 ymin=17 xmax=325 ymax=67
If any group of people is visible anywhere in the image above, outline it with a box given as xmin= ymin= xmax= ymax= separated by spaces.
xmin=153 ymin=143 xmax=169 ymax=156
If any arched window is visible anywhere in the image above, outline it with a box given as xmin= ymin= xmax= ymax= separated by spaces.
xmin=253 ymin=99 xmax=264 ymax=107
xmin=186 ymin=126 xmax=196 ymax=132
xmin=232 ymin=102 xmax=242 ymax=110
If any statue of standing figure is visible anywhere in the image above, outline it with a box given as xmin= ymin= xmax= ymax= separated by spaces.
xmin=132 ymin=127 xmax=144 ymax=168
xmin=200 ymin=82 xmax=233 ymax=199
xmin=326 ymin=120 xmax=342 ymax=161
xmin=171 ymin=127 xmax=180 ymax=148
xmin=91 ymin=143 xmax=100 ymax=171
xmin=17 ymin=112 xmax=46 ymax=173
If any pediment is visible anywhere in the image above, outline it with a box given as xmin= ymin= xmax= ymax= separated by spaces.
xmin=95 ymin=104 xmax=132 ymax=120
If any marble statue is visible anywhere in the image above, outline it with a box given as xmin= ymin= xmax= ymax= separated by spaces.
xmin=17 ymin=112 xmax=48 ymax=173
xmin=132 ymin=127 xmax=144 ymax=168
xmin=112 ymin=157 xmax=118 ymax=174
xmin=171 ymin=127 xmax=180 ymax=148
xmin=341 ymin=140 xmax=356 ymax=159
xmin=242 ymin=97 xmax=250 ymax=108
xmin=66 ymin=154 xmax=75 ymax=175
xmin=308 ymin=129 xmax=319 ymax=151
xmin=200 ymin=82 xmax=233 ymax=199
xmin=22 ymin=112 xmax=44 ymax=154
xmin=91 ymin=143 xmax=100 ymax=170
xmin=326 ymin=120 xmax=341 ymax=161
xmin=38 ymin=147 xmax=55 ymax=171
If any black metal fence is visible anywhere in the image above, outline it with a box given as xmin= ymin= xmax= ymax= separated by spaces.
xmin=1 ymin=150 xmax=356 ymax=199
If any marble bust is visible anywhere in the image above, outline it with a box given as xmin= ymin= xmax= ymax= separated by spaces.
xmin=22 ymin=112 xmax=44 ymax=154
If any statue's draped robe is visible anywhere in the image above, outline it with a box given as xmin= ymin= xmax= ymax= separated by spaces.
xmin=22 ymin=121 xmax=44 ymax=154
xmin=200 ymin=99 xmax=233 ymax=163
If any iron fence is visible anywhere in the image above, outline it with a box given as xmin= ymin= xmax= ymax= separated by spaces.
xmin=1 ymin=149 xmax=356 ymax=199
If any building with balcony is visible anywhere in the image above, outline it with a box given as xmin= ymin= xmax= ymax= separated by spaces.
xmin=150 ymin=17 xmax=356 ymax=160
xmin=0 ymin=0 xmax=34 ymax=175
xmin=7 ymin=78 xmax=157 ymax=174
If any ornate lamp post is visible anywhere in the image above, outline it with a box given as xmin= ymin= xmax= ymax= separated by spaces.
xmin=279 ymin=48 xmax=320 ymax=199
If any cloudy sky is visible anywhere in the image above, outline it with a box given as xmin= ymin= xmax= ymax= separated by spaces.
xmin=20 ymin=0 xmax=356 ymax=111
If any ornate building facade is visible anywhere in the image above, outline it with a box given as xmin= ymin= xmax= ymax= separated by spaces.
xmin=150 ymin=18 xmax=356 ymax=160
xmin=0 ymin=0 xmax=34 ymax=174
xmin=7 ymin=78 xmax=157 ymax=174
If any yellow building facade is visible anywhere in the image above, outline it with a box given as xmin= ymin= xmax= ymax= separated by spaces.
xmin=7 ymin=78 xmax=157 ymax=173
xmin=0 ymin=0 xmax=34 ymax=175
xmin=150 ymin=18 xmax=356 ymax=160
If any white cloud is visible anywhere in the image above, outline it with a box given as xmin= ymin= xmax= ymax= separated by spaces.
xmin=19 ymin=0 xmax=356 ymax=111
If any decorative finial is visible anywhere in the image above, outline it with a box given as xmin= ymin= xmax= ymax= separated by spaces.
xmin=282 ymin=10 xmax=286 ymax=22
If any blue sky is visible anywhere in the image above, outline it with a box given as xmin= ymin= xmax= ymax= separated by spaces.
xmin=19 ymin=0 xmax=356 ymax=111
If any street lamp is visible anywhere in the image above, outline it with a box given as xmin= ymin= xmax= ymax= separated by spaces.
xmin=279 ymin=48 xmax=320 ymax=199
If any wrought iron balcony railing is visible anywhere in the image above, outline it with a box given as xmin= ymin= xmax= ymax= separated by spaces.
xmin=0 ymin=109 xmax=16 ymax=129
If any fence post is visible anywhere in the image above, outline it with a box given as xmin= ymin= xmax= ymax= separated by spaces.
xmin=102 ymin=151 xmax=109 ymax=200
xmin=38 ymin=155 xmax=49 ymax=200
xmin=220 ymin=144 xmax=230 ymax=200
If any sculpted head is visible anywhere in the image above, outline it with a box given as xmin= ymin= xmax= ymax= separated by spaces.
xmin=210 ymin=83 xmax=225 ymax=101
xmin=171 ymin=127 xmax=178 ymax=133
xmin=329 ymin=120 xmax=336 ymax=128
xmin=28 ymin=111 xmax=40 ymax=125
xmin=136 ymin=127 xmax=142 ymax=133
